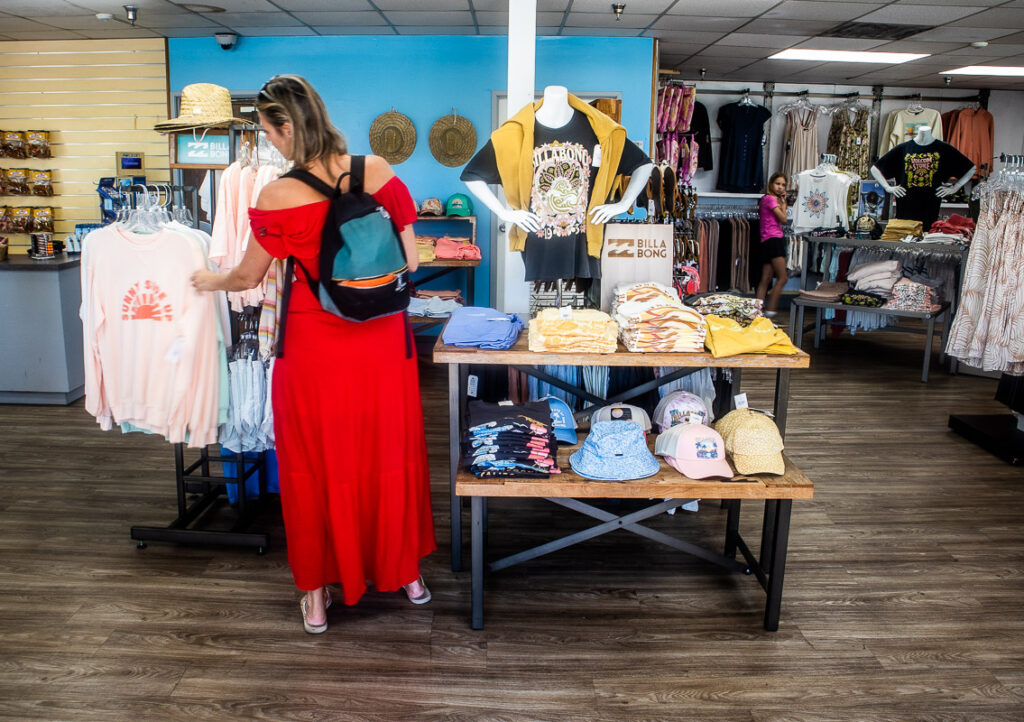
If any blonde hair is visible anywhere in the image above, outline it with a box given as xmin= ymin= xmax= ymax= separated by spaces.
xmin=256 ymin=74 xmax=347 ymax=168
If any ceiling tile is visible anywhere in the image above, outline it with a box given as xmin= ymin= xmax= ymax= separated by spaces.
xmin=155 ymin=27 xmax=226 ymax=37
xmin=764 ymin=2 xmax=883 ymax=22
xmin=474 ymin=11 xmax=507 ymax=25
xmin=718 ymin=32 xmax=808 ymax=48
xmin=317 ymin=26 xmax=397 ymax=35
xmin=139 ymin=14 xmax=222 ymax=29
xmin=232 ymin=26 xmax=319 ymax=36
xmin=392 ymin=25 xmax=477 ymax=35
xmin=650 ymin=16 xmax=749 ymax=33
xmin=21 ymin=14 xmax=117 ymax=30
xmin=292 ymin=11 xmax=387 ymax=25
xmin=855 ymin=5 xmax=985 ymax=24
xmin=947 ymin=44 xmax=1024 ymax=57
xmin=214 ymin=12 xmax=303 ymax=27
xmin=895 ymin=0 xmax=1001 ymax=4
xmin=272 ymin=1 xmax=373 ymax=9
xmin=698 ymin=44 xmax=783 ymax=58
xmin=0 ymin=16 xmax=62 ymax=31
xmin=561 ymin=26 xmax=644 ymax=37
xmin=75 ymin=27 xmax=163 ymax=38
xmin=69 ymin=0 xmax=192 ymax=13
xmin=740 ymin=18 xmax=839 ymax=35
xmin=792 ymin=36 xmax=888 ymax=50
xmin=382 ymin=10 xmax=474 ymax=25
xmin=910 ymin=27 xmax=1017 ymax=43
xmin=643 ymin=30 xmax=725 ymax=45
xmin=953 ymin=8 xmax=1024 ymax=28
xmin=666 ymin=0 xmax=779 ymax=17
xmin=198 ymin=0 xmax=296 ymax=9
xmin=991 ymin=32 xmax=1024 ymax=44
xmin=374 ymin=0 xmax=470 ymax=8
xmin=477 ymin=25 xmax=510 ymax=35
xmin=0 ymin=29 xmax=86 ymax=39
xmin=0 ymin=1 xmax=86 ymax=15
xmin=470 ymin=0 xmax=568 ymax=9
xmin=592 ymin=0 xmax=676 ymax=11
xmin=874 ymin=40 xmax=963 ymax=53
xmin=564 ymin=12 xmax=658 ymax=29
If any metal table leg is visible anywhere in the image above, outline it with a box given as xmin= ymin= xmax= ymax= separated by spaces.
xmin=471 ymin=496 xmax=484 ymax=630
xmin=759 ymin=499 xmax=777 ymax=570
xmin=773 ymin=369 xmax=791 ymax=437
xmin=813 ymin=307 xmax=822 ymax=349
xmin=724 ymin=500 xmax=741 ymax=559
xmin=922 ymin=314 xmax=935 ymax=383
xmin=449 ymin=363 xmax=463 ymax=571
xmin=763 ymin=500 xmax=793 ymax=631
xmin=795 ymin=303 xmax=805 ymax=347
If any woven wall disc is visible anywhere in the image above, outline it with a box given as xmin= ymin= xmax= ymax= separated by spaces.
xmin=369 ymin=110 xmax=416 ymax=165
xmin=428 ymin=113 xmax=477 ymax=167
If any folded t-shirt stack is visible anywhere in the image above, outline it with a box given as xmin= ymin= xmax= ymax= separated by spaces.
xmin=929 ymin=213 xmax=974 ymax=241
xmin=689 ymin=294 xmax=763 ymax=327
xmin=847 ymin=260 xmax=902 ymax=297
xmin=416 ymin=235 xmax=437 ymax=263
xmin=612 ymin=282 xmax=706 ymax=353
xmin=463 ymin=400 xmax=559 ymax=478
xmin=434 ymin=236 xmax=481 ymax=260
xmin=798 ymin=281 xmax=849 ymax=302
xmin=528 ymin=308 xmax=618 ymax=353
xmin=442 ymin=306 xmax=524 ymax=349
xmin=883 ymin=278 xmax=941 ymax=313
xmin=881 ymin=219 xmax=923 ymax=241
xmin=409 ymin=288 xmax=464 ymax=318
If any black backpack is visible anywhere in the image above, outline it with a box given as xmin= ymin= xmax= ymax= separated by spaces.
xmin=276 ymin=156 xmax=411 ymax=356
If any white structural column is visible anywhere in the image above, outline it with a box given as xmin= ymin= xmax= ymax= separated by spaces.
xmin=498 ymin=0 xmax=537 ymax=314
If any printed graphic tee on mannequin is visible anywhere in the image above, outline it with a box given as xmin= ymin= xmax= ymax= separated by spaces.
xmin=792 ymin=169 xmax=854 ymax=232
xmin=873 ymin=139 xmax=974 ymax=228
xmin=461 ymin=110 xmax=650 ymax=282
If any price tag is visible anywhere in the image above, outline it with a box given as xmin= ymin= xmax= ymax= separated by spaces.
xmin=467 ymin=374 xmax=479 ymax=398
xmin=592 ymin=144 xmax=602 ymax=167
xmin=734 ymin=393 xmax=749 ymax=410
xmin=559 ymin=305 xmax=573 ymax=320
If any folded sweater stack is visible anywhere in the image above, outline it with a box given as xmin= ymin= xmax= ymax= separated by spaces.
xmin=847 ymin=260 xmax=902 ymax=297
xmin=612 ymin=282 xmax=705 ymax=353
xmin=881 ymin=219 xmax=923 ymax=241
xmin=884 ymin=278 xmax=941 ymax=313
xmin=798 ymin=281 xmax=849 ymax=302
xmin=528 ymin=308 xmax=618 ymax=353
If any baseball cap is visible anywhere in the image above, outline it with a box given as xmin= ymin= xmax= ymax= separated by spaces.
xmin=655 ymin=423 xmax=733 ymax=479
xmin=589 ymin=403 xmax=652 ymax=432
xmin=569 ymin=421 xmax=660 ymax=481
xmin=652 ymin=391 xmax=710 ymax=433
xmin=542 ymin=395 xmax=578 ymax=445
xmin=419 ymin=198 xmax=443 ymax=216
xmin=446 ymin=192 xmax=474 ymax=217
xmin=715 ymin=409 xmax=785 ymax=476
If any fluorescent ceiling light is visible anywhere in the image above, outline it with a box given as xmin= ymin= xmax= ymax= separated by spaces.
xmin=769 ymin=49 xmax=929 ymax=64
xmin=941 ymin=65 xmax=1024 ymax=76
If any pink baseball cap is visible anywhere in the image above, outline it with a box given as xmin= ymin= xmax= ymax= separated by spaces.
xmin=657 ymin=423 xmax=733 ymax=479
xmin=653 ymin=390 xmax=710 ymax=433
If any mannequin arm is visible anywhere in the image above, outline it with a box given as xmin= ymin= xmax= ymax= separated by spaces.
xmin=935 ymin=166 xmax=976 ymax=198
xmin=463 ymin=179 xmax=540 ymax=233
xmin=590 ymin=162 xmax=655 ymax=224
xmin=870 ymin=164 xmax=906 ymax=198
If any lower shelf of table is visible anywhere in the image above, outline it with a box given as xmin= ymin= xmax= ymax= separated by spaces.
xmin=456 ymin=452 xmax=812 ymax=500
xmin=792 ymin=298 xmax=949 ymax=320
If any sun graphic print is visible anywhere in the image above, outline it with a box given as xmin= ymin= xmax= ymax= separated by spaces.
xmin=803 ymin=190 xmax=829 ymax=218
xmin=121 ymin=280 xmax=174 ymax=321
xmin=530 ymin=140 xmax=591 ymax=239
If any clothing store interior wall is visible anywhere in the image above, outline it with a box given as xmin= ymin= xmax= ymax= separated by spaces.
xmin=168 ymin=35 xmax=655 ymax=307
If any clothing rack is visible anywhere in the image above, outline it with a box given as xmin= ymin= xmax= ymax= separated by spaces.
xmin=129 ymin=185 xmax=272 ymax=553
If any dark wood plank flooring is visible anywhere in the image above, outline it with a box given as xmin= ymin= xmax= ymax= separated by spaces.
xmin=1 ymin=324 xmax=1022 ymax=721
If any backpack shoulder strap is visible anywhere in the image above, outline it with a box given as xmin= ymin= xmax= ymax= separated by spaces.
xmin=349 ymin=155 xmax=365 ymax=194
xmin=281 ymin=168 xmax=337 ymax=198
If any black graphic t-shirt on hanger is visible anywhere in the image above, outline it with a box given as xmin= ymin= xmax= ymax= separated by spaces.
xmin=462 ymin=110 xmax=649 ymax=282
xmin=874 ymin=139 xmax=974 ymax=229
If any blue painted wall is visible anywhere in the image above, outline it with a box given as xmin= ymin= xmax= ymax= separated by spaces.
xmin=169 ymin=35 xmax=654 ymax=305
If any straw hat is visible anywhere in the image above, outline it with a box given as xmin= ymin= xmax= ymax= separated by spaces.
xmin=154 ymin=83 xmax=248 ymax=133
xmin=429 ymin=112 xmax=477 ymax=167
xmin=369 ymin=110 xmax=416 ymax=165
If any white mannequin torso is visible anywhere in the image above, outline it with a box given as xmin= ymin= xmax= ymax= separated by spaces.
xmin=534 ymin=85 xmax=573 ymax=129
xmin=914 ymin=125 xmax=935 ymax=145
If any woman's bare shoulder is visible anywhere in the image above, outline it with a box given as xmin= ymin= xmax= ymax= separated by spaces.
xmin=363 ymin=154 xmax=396 ymax=191
xmin=255 ymin=176 xmax=323 ymax=210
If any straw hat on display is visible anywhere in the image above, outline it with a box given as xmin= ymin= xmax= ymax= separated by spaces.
xmin=369 ymin=110 xmax=416 ymax=164
xmin=154 ymin=83 xmax=248 ymax=133
xmin=429 ymin=111 xmax=477 ymax=167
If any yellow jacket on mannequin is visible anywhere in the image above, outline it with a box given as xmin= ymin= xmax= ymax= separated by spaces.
xmin=490 ymin=94 xmax=627 ymax=258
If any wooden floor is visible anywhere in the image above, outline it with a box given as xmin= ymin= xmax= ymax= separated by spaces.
xmin=1 ymin=322 xmax=1023 ymax=721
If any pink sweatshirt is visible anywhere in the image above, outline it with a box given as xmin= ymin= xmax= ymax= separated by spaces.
xmin=81 ymin=225 xmax=221 ymax=447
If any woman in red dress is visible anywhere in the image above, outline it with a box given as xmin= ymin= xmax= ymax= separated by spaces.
xmin=191 ymin=75 xmax=435 ymax=634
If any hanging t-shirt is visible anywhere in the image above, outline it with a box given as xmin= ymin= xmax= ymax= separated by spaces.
xmin=716 ymin=102 xmax=771 ymax=193
xmin=874 ymin=140 xmax=974 ymax=229
xmin=879 ymin=108 xmax=944 ymax=155
xmin=690 ymin=101 xmax=713 ymax=171
xmin=461 ymin=110 xmax=650 ymax=282
xmin=792 ymin=170 xmax=854 ymax=232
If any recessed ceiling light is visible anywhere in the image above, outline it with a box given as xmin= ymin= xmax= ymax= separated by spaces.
xmin=768 ymin=49 xmax=929 ymax=64
xmin=941 ymin=65 xmax=1024 ymax=76
xmin=177 ymin=3 xmax=226 ymax=12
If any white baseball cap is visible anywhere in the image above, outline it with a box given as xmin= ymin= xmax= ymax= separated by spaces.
xmin=589 ymin=403 xmax=651 ymax=432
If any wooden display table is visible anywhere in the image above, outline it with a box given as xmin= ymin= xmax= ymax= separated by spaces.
xmin=434 ymin=333 xmax=812 ymax=631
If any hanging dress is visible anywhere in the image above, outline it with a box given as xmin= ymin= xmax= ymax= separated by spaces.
xmin=782 ymin=106 xmax=821 ymax=185
xmin=248 ymin=175 xmax=436 ymax=604
xmin=826 ymin=106 xmax=871 ymax=180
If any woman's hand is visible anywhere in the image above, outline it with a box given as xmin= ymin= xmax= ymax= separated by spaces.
xmin=191 ymin=269 xmax=223 ymax=292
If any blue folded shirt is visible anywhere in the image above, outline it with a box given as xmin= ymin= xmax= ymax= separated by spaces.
xmin=442 ymin=306 xmax=524 ymax=350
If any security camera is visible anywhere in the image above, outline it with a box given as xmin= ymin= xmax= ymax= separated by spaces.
xmin=214 ymin=32 xmax=238 ymax=50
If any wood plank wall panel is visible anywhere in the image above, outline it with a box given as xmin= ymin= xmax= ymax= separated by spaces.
xmin=0 ymin=39 xmax=169 ymax=249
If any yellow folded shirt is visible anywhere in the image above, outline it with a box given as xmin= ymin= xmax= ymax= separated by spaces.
xmin=703 ymin=315 xmax=800 ymax=358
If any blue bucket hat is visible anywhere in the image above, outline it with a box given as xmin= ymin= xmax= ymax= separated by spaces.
xmin=569 ymin=420 xmax=660 ymax=481
xmin=542 ymin=395 xmax=577 ymax=445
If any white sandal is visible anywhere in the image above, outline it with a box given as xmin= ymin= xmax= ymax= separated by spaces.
xmin=404 ymin=576 xmax=432 ymax=605
xmin=300 ymin=588 xmax=332 ymax=634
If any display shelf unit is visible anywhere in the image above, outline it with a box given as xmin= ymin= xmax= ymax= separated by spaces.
xmin=410 ymin=214 xmax=480 ymax=327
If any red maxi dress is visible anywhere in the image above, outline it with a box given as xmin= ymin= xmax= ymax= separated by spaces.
xmin=248 ymin=176 xmax=436 ymax=605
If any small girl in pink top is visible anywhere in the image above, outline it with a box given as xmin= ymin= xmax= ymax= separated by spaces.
xmin=756 ymin=173 xmax=789 ymax=317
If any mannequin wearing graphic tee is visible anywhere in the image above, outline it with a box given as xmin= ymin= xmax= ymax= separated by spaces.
xmin=461 ymin=85 xmax=653 ymax=282
xmin=871 ymin=126 xmax=976 ymax=230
